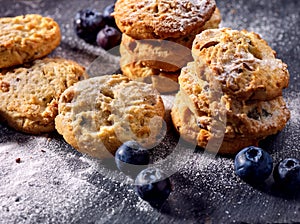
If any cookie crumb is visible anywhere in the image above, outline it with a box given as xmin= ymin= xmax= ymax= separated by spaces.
xmin=15 ymin=158 xmax=21 ymax=163
xmin=41 ymin=149 xmax=46 ymax=153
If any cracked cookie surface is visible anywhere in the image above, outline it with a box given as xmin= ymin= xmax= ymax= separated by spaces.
xmin=0 ymin=58 xmax=88 ymax=134
xmin=55 ymin=75 xmax=165 ymax=158
xmin=0 ymin=14 xmax=61 ymax=68
xmin=171 ymin=91 xmax=262 ymax=155
xmin=114 ymin=0 xmax=216 ymax=39
xmin=192 ymin=28 xmax=289 ymax=101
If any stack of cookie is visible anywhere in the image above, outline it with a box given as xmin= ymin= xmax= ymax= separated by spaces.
xmin=113 ymin=0 xmax=221 ymax=93
xmin=171 ymin=28 xmax=290 ymax=154
xmin=0 ymin=14 xmax=89 ymax=134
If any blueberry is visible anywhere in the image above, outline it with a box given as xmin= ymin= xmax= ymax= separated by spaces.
xmin=74 ymin=8 xmax=106 ymax=44
xmin=234 ymin=146 xmax=273 ymax=183
xmin=273 ymin=158 xmax=300 ymax=191
xmin=135 ymin=167 xmax=172 ymax=208
xmin=103 ymin=3 xmax=117 ymax=28
xmin=115 ymin=141 xmax=150 ymax=178
xmin=96 ymin=25 xmax=121 ymax=50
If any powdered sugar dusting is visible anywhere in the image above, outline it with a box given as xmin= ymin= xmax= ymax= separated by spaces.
xmin=115 ymin=0 xmax=216 ymax=38
xmin=268 ymin=91 xmax=300 ymax=160
xmin=285 ymin=92 xmax=300 ymax=126
xmin=0 ymin=132 xmax=136 ymax=223
xmin=163 ymin=0 xmax=216 ymax=34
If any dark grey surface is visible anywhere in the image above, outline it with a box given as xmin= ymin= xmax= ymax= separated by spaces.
xmin=0 ymin=0 xmax=300 ymax=223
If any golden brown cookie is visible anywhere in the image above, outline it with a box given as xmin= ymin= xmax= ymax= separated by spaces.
xmin=0 ymin=14 xmax=61 ymax=69
xmin=114 ymin=0 xmax=216 ymax=40
xmin=171 ymin=91 xmax=261 ymax=155
xmin=121 ymin=62 xmax=180 ymax=93
xmin=55 ymin=75 xmax=166 ymax=159
xmin=120 ymin=43 xmax=180 ymax=93
xmin=120 ymin=33 xmax=193 ymax=72
xmin=192 ymin=28 xmax=290 ymax=101
xmin=120 ymin=60 xmax=180 ymax=93
xmin=0 ymin=58 xmax=88 ymax=134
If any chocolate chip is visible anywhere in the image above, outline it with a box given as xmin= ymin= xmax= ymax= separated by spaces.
xmin=200 ymin=41 xmax=219 ymax=51
xmin=15 ymin=158 xmax=21 ymax=163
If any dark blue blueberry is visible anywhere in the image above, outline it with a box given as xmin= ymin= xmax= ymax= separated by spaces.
xmin=234 ymin=146 xmax=273 ymax=183
xmin=135 ymin=167 xmax=172 ymax=208
xmin=115 ymin=141 xmax=150 ymax=178
xmin=74 ymin=8 xmax=106 ymax=44
xmin=96 ymin=25 xmax=121 ymax=50
xmin=273 ymin=158 xmax=300 ymax=191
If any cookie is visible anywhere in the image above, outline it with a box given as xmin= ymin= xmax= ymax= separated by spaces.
xmin=171 ymin=91 xmax=261 ymax=155
xmin=55 ymin=75 xmax=165 ymax=159
xmin=193 ymin=93 xmax=291 ymax=139
xmin=120 ymin=59 xmax=180 ymax=93
xmin=192 ymin=28 xmax=289 ymax=101
xmin=120 ymin=44 xmax=180 ymax=93
xmin=0 ymin=14 xmax=61 ymax=69
xmin=0 ymin=58 xmax=88 ymax=134
xmin=114 ymin=0 xmax=216 ymax=40
xmin=120 ymin=33 xmax=193 ymax=72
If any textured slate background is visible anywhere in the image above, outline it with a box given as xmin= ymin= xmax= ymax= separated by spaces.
xmin=0 ymin=0 xmax=299 ymax=223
